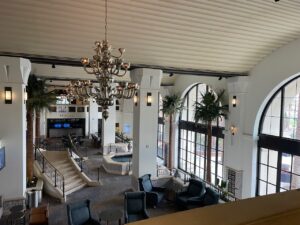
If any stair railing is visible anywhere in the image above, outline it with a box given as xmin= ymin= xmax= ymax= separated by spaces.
xmin=34 ymin=145 xmax=65 ymax=198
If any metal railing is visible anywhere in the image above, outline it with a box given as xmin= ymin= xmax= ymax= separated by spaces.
xmin=67 ymin=134 xmax=84 ymax=172
xmin=156 ymin=167 xmax=238 ymax=202
xmin=34 ymin=146 xmax=65 ymax=198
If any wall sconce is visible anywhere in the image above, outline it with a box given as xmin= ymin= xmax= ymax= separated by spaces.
xmin=147 ymin=92 xmax=152 ymax=106
xmin=24 ymin=89 xmax=28 ymax=104
xmin=134 ymin=92 xmax=138 ymax=106
xmin=230 ymin=125 xmax=237 ymax=135
xmin=4 ymin=87 xmax=12 ymax=104
xmin=232 ymin=96 xmax=237 ymax=107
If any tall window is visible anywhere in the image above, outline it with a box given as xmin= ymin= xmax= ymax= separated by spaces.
xmin=257 ymin=76 xmax=300 ymax=196
xmin=178 ymin=83 xmax=225 ymax=185
xmin=157 ymin=94 xmax=166 ymax=164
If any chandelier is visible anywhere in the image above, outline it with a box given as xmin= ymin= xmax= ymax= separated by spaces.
xmin=80 ymin=0 xmax=138 ymax=119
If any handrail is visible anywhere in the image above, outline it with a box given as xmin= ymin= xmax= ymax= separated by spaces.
xmin=34 ymin=145 xmax=65 ymax=198
xmin=67 ymin=134 xmax=84 ymax=172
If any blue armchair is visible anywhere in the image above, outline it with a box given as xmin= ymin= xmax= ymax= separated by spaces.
xmin=66 ymin=200 xmax=100 ymax=225
xmin=124 ymin=192 xmax=149 ymax=223
xmin=176 ymin=178 xmax=206 ymax=209
xmin=138 ymin=174 xmax=166 ymax=208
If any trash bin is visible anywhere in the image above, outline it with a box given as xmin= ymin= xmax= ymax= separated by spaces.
xmin=27 ymin=190 xmax=38 ymax=208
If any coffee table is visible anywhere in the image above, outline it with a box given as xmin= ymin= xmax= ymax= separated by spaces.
xmin=99 ymin=208 xmax=123 ymax=225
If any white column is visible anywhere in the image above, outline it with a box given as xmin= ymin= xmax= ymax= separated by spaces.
xmin=101 ymin=100 xmax=116 ymax=147
xmin=40 ymin=108 xmax=47 ymax=138
xmin=88 ymin=98 xmax=98 ymax=136
xmin=224 ymin=77 xmax=255 ymax=199
xmin=131 ymin=68 xmax=162 ymax=185
xmin=0 ymin=57 xmax=31 ymax=200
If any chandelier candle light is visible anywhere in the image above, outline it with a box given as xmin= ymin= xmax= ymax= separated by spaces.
xmin=81 ymin=0 xmax=138 ymax=119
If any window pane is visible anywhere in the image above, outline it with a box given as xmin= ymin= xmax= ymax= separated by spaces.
xmin=268 ymin=150 xmax=278 ymax=168
xmin=268 ymin=167 xmax=277 ymax=185
xmin=291 ymin=174 xmax=300 ymax=189
xmin=260 ymin=148 xmax=268 ymax=164
xmin=267 ymin=184 xmax=276 ymax=194
xmin=262 ymin=92 xmax=281 ymax=136
xmin=259 ymin=165 xmax=268 ymax=181
xmin=280 ymin=171 xmax=291 ymax=189
xmin=259 ymin=181 xmax=267 ymax=196
xmin=292 ymin=155 xmax=300 ymax=175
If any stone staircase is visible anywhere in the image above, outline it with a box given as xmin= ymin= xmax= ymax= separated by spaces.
xmin=34 ymin=150 xmax=88 ymax=202
xmin=51 ymin=158 xmax=86 ymax=196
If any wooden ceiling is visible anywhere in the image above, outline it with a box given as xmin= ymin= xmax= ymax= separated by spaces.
xmin=1 ymin=0 xmax=300 ymax=75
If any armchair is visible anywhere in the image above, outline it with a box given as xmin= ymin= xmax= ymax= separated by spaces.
xmin=124 ymin=192 xmax=149 ymax=223
xmin=138 ymin=174 xmax=166 ymax=207
xmin=176 ymin=178 xmax=206 ymax=209
xmin=66 ymin=200 xmax=100 ymax=225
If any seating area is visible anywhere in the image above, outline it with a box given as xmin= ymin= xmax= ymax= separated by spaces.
xmin=4 ymin=1 xmax=300 ymax=225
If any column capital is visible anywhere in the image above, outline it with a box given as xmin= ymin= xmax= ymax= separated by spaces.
xmin=0 ymin=57 xmax=31 ymax=85
xmin=130 ymin=68 xmax=162 ymax=90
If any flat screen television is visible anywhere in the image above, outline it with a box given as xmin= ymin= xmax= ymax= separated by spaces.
xmin=63 ymin=123 xmax=71 ymax=128
xmin=54 ymin=123 xmax=62 ymax=128
xmin=0 ymin=147 xmax=5 ymax=171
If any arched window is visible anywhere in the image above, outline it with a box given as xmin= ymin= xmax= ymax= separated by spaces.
xmin=178 ymin=83 xmax=225 ymax=184
xmin=257 ymin=76 xmax=300 ymax=196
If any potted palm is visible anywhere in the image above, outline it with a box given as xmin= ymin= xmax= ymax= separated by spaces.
xmin=194 ymin=89 xmax=228 ymax=183
xmin=26 ymin=75 xmax=57 ymax=181
xmin=162 ymin=93 xmax=183 ymax=169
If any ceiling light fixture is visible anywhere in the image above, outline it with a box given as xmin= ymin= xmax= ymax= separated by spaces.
xmin=80 ymin=0 xmax=138 ymax=119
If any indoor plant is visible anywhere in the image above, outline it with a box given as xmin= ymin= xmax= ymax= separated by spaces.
xmin=194 ymin=89 xmax=228 ymax=183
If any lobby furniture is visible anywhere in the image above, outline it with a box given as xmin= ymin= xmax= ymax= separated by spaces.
xmin=66 ymin=200 xmax=100 ymax=225
xmin=29 ymin=205 xmax=49 ymax=225
xmin=176 ymin=178 xmax=206 ymax=209
xmin=99 ymin=208 xmax=123 ymax=225
xmin=124 ymin=192 xmax=149 ymax=223
xmin=138 ymin=174 xmax=166 ymax=207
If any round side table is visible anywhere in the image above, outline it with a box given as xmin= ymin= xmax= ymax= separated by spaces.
xmin=99 ymin=208 xmax=123 ymax=225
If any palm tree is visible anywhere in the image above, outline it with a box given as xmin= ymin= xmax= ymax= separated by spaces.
xmin=194 ymin=89 xmax=228 ymax=183
xmin=162 ymin=94 xmax=183 ymax=169
xmin=26 ymin=75 xmax=57 ymax=180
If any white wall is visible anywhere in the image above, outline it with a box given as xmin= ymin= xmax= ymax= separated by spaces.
xmin=0 ymin=57 xmax=30 ymax=200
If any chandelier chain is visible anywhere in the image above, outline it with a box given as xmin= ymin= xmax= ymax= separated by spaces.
xmin=105 ymin=0 xmax=108 ymax=41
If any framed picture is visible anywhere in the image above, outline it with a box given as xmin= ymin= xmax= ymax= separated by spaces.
xmin=0 ymin=147 xmax=5 ymax=171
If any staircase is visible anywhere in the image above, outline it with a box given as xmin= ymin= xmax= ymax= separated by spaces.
xmin=34 ymin=148 xmax=87 ymax=202
xmin=51 ymin=158 xmax=86 ymax=196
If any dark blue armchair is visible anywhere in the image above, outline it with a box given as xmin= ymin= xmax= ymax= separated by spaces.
xmin=138 ymin=174 xmax=166 ymax=208
xmin=176 ymin=179 xmax=219 ymax=209
xmin=66 ymin=200 xmax=100 ymax=225
xmin=176 ymin=178 xmax=206 ymax=209
xmin=124 ymin=191 xmax=149 ymax=223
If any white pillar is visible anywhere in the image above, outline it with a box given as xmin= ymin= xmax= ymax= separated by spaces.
xmin=101 ymin=100 xmax=116 ymax=147
xmin=0 ymin=57 xmax=31 ymax=200
xmin=40 ymin=108 xmax=47 ymax=138
xmin=131 ymin=68 xmax=162 ymax=184
xmin=224 ymin=77 xmax=255 ymax=199
xmin=88 ymin=98 xmax=98 ymax=136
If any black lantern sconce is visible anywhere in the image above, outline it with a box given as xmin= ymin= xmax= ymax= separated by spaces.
xmin=4 ymin=87 xmax=12 ymax=104
xmin=232 ymin=96 xmax=237 ymax=107
xmin=147 ymin=92 xmax=152 ymax=106
xmin=134 ymin=92 xmax=138 ymax=106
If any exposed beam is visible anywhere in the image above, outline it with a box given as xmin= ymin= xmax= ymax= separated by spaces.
xmin=0 ymin=52 xmax=248 ymax=77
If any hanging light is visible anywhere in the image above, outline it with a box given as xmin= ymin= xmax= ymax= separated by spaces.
xmin=80 ymin=0 xmax=138 ymax=119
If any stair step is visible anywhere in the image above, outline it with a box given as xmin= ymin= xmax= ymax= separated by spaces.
xmin=65 ymin=183 xmax=86 ymax=195
xmin=65 ymin=175 xmax=82 ymax=184
xmin=65 ymin=179 xmax=85 ymax=192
